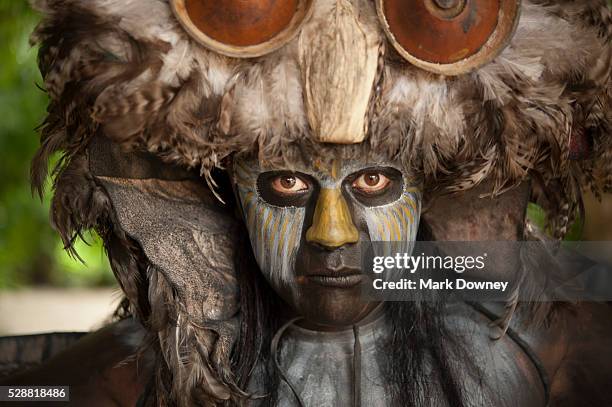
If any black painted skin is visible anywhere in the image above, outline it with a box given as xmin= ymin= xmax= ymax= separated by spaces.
xmin=248 ymin=166 xmax=406 ymax=329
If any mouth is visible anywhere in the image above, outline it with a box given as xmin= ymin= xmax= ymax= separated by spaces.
xmin=302 ymin=268 xmax=363 ymax=288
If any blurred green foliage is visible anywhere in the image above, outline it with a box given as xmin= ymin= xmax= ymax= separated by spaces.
xmin=0 ymin=1 xmax=114 ymax=289
xmin=527 ymin=203 xmax=583 ymax=242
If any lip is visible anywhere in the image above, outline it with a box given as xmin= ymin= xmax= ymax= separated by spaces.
xmin=301 ymin=268 xmax=363 ymax=288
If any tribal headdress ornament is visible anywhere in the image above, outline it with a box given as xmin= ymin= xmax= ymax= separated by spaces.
xmin=29 ymin=0 xmax=610 ymax=405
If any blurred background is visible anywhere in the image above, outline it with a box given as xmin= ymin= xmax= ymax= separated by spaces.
xmin=0 ymin=1 xmax=118 ymax=336
xmin=0 ymin=1 xmax=611 ymax=336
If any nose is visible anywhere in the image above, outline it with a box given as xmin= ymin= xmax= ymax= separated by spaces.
xmin=306 ymin=188 xmax=359 ymax=249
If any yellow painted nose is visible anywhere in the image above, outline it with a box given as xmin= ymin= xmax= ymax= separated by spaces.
xmin=306 ymin=188 xmax=359 ymax=248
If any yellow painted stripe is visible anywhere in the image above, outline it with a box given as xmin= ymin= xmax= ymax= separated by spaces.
xmin=376 ymin=216 xmax=386 ymax=241
xmin=255 ymin=207 xmax=266 ymax=245
xmin=391 ymin=205 xmax=405 ymax=240
xmin=268 ymin=212 xmax=282 ymax=248
xmin=262 ymin=208 xmax=274 ymax=235
xmin=400 ymin=197 xmax=415 ymax=224
xmin=246 ymin=197 xmax=258 ymax=231
xmin=277 ymin=215 xmax=290 ymax=259
xmin=404 ymin=194 xmax=418 ymax=213
xmin=391 ymin=211 xmax=401 ymax=241
xmin=286 ymin=218 xmax=300 ymax=257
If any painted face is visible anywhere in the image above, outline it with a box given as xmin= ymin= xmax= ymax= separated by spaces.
xmin=233 ymin=154 xmax=421 ymax=327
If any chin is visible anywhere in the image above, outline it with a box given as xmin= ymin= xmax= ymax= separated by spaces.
xmin=295 ymin=288 xmax=375 ymax=328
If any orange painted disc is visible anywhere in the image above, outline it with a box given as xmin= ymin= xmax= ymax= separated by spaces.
xmin=184 ymin=0 xmax=298 ymax=47
xmin=378 ymin=0 xmax=521 ymax=75
xmin=171 ymin=0 xmax=313 ymax=58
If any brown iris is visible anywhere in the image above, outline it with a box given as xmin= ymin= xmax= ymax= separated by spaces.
xmin=280 ymin=176 xmax=296 ymax=189
xmin=364 ymin=173 xmax=380 ymax=186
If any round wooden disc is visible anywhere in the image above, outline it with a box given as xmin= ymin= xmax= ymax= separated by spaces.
xmin=377 ymin=0 xmax=521 ymax=75
xmin=171 ymin=0 xmax=314 ymax=58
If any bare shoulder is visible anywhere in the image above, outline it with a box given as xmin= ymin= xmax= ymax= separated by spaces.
xmin=0 ymin=319 xmax=152 ymax=407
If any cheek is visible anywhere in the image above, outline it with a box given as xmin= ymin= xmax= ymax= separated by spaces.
xmin=363 ymin=191 xmax=421 ymax=251
xmin=240 ymin=191 xmax=306 ymax=286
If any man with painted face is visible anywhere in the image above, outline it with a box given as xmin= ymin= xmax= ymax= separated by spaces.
xmin=2 ymin=0 xmax=612 ymax=406
xmin=233 ymin=151 xmax=420 ymax=328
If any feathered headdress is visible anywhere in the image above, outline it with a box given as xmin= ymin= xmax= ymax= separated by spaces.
xmin=31 ymin=0 xmax=611 ymax=233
